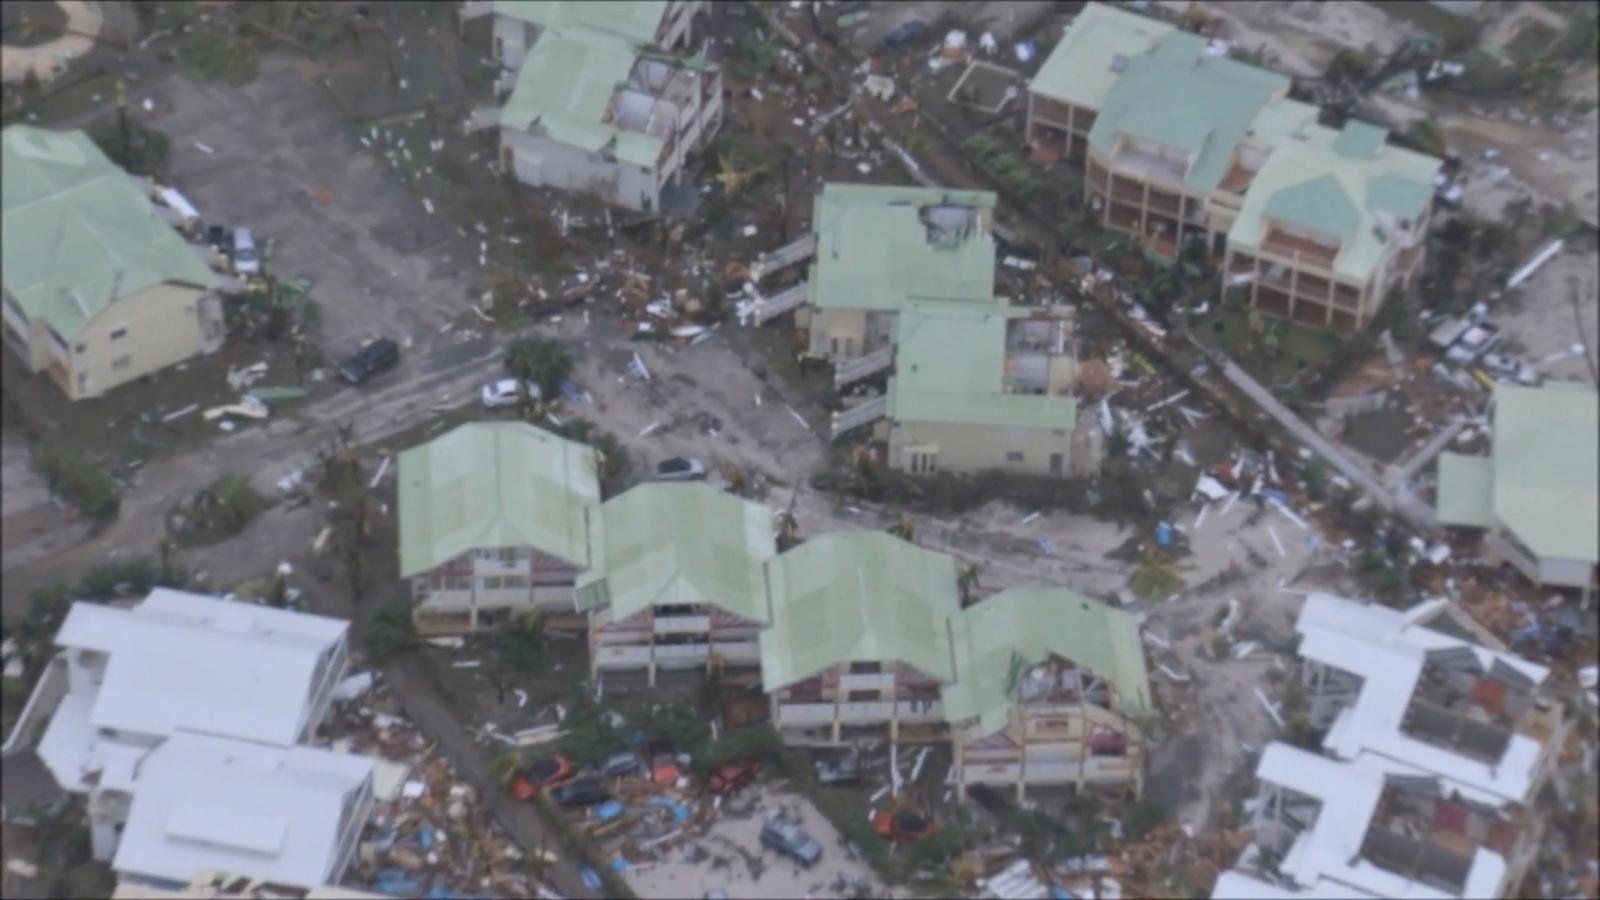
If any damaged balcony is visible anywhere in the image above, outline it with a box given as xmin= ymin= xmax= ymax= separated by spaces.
xmin=1261 ymin=226 xmax=1340 ymax=270
xmin=1109 ymin=143 xmax=1188 ymax=189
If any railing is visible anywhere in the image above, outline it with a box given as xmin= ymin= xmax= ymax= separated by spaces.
xmin=2 ymin=655 xmax=69 ymax=756
xmin=837 ymin=701 xmax=896 ymax=722
xmin=894 ymin=700 xmax=944 ymax=722
xmin=829 ymin=395 xmax=887 ymax=440
xmin=775 ymin=702 xmax=837 ymax=726
xmin=833 ymin=347 xmax=894 ymax=389
xmin=750 ymin=281 xmax=808 ymax=324
xmin=838 ymin=673 xmax=894 ymax=693
xmin=654 ymin=615 xmax=710 ymax=635
xmin=752 ymin=234 xmax=818 ymax=282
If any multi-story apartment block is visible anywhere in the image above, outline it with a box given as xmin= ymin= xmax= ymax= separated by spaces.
xmin=759 ymin=532 xmax=961 ymax=744
xmin=1215 ymin=593 xmax=1569 ymax=898
xmin=0 ymin=590 xmax=367 ymax=888
xmin=397 ymin=421 xmax=600 ymax=634
xmin=1435 ymin=382 xmax=1598 ymax=594
xmin=577 ymin=483 xmax=776 ymax=685
xmin=473 ymin=1 xmax=722 ymax=213
xmin=1028 ymin=3 xmax=1441 ymax=332
xmin=945 ymin=588 xmax=1151 ymax=799
xmin=2 ymin=126 xmax=223 ymax=399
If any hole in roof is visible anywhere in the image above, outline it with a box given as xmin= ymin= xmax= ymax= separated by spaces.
xmin=1109 ymin=53 xmax=1129 ymax=73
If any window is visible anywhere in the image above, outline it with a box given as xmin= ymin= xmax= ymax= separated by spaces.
xmin=482 ymin=576 xmax=504 ymax=590
xmin=500 ymin=575 xmax=528 ymax=589
xmin=847 ymin=690 xmax=880 ymax=702
xmin=850 ymin=661 xmax=882 ymax=675
xmin=441 ymin=575 xmax=471 ymax=591
xmin=1005 ymin=451 xmax=1025 ymax=463
xmin=110 ymin=327 xmax=127 ymax=341
xmin=497 ymin=547 xmax=521 ymax=563
xmin=111 ymin=355 xmax=132 ymax=371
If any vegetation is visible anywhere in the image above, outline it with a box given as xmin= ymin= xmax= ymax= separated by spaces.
xmin=33 ymin=443 xmax=120 ymax=522
xmin=548 ymin=417 xmax=633 ymax=498
xmin=504 ymin=336 xmax=573 ymax=400
xmin=76 ymin=555 xmax=187 ymax=601
xmin=167 ymin=475 xmax=266 ymax=546
xmin=315 ymin=424 xmax=378 ymax=605
xmin=363 ymin=599 xmax=415 ymax=663
xmin=88 ymin=116 xmax=171 ymax=178
xmin=814 ymin=453 xmax=1092 ymax=517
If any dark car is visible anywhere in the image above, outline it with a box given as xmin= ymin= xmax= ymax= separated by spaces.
xmin=882 ymin=19 xmax=928 ymax=52
xmin=337 ymin=338 xmax=399 ymax=386
xmin=550 ymin=775 xmax=609 ymax=808
xmin=598 ymin=750 xmax=644 ymax=780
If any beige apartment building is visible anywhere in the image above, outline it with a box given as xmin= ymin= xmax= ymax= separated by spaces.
xmin=2 ymin=126 xmax=223 ymax=399
xmin=1028 ymin=3 xmax=1440 ymax=332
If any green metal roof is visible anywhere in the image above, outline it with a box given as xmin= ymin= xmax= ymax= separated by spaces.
xmin=500 ymin=25 xmax=663 ymax=165
xmin=574 ymin=483 xmax=776 ymax=622
xmin=808 ymin=183 xmax=999 ymax=312
xmin=943 ymin=588 xmax=1151 ymax=739
xmin=1434 ymin=452 xmax=1494 ymax=529
xmin=1228 ymin=118 xmax=1441 ymax=283
xmin=1487 ymin=383 xmax=1599 ymax=562
xmin=1029 ymin=3 xmax=1175 ymax=111
xmin=886 ymin=301 xmax=1077 ymax=431
xmin=1332 ymin=120 xmax=1388 ymax=159
xmin=1245 ymin=98 xmax=1321 ymax=147
xmin=1087 ymin=32 xmax=1288 ymax=194
xmin=493 ymin=0 xmax=667 ymax=45
xmin=1264 ymin=174 xmax=1361 ymax=242
xmin=758 ymin=531 xmax=960 ymax=690
xmin=397 ymin=421 xmax=599 ymax=578
xmin=1 ymin=126 xmax=219 ymax=341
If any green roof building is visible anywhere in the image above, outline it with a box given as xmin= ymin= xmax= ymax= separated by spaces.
xmin=1026 ymin=2 xmax=1442 ymax=333
xmin=1435 ymin=383 xmax=1599 ymax=591
xmin=397 ymin=421 xmax=600 ymax=634
xmin=946 ymin=588 xmax=1151 ymax=797
xmin=490 ymin=0 xmax=721 ymax=213
xmin=2 ymin=126 xmax=222 ymax=400
xmin=576 ymin=483 xmax=776 ymax=682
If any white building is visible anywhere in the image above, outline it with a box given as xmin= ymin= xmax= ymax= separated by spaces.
xmin=1213 ymin=594 xmax=1569 ymax=899
xmin=2 ymin=590 xmax=358 ymax=875
xmin=112 ymin=733 xmax=373 ymax=892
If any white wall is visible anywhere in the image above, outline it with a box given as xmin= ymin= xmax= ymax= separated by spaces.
xmin=501 ymin=128 xmax=659 ymax=213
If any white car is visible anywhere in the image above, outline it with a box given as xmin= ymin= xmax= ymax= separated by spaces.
xmin=480 ymin=378 xmax=541 ymax=408
xmin=653 ymin=457 xmax=708 ymax=481
xmin=232 ymin=227 xmax=261 ymax=276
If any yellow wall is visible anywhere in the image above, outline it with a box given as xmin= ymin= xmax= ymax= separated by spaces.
xmin=68 ymin=282 xmax=209 ymax=399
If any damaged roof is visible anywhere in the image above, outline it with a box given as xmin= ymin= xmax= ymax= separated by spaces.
xmin=887 ymin=301 xmax=1077 ymax=430
xmin=575 ymin=482 xmax=776 ymax=623
xmin=1029 ymin=3 xmax=1176 ymax=111
xmin=397 ymin=421 xmax=599 ymax=577
xmin=1485 ymin=382 xmax=1599 ymax=562
xmin=943 ymin=588 xmax=1150 ymax=739
xmin=808 ymin=183 xmax=999 ymax=312
xmin=1228 ymin=117 xmax=1440 ymax=282
xmin=1086 ymin=32 xmax=1288 ymax=194
xmin=759 ymin=531 xmax=960 ymax=690
xmin=500 ymin=24 xmax=663 ymax=167
xmin=1434 ymin=452 xmax=1494 ymax=529
xmin=1 ymin=125 xmax=220 ymax=340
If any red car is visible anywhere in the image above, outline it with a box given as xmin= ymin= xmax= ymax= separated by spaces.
xmin=510 ymin=754 xmax=573 ymax=800
xmin=707 ymin=758 xmax=762 ymax=795
xmin=873 ymin=809 xmax=936 ymax=844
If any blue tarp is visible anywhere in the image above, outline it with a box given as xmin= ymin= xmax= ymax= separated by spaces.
xmin=581 ymin=868 xmax=602 ymax=891
xmin=595 ymin=800 xmax=626 ymax=822
xmin=647 ymin=795 xmax=691 ymax=822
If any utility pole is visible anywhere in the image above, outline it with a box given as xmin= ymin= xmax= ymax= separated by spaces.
xmin=115 ymin=78 xmax=130 ymax=170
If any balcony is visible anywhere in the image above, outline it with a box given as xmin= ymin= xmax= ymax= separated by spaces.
xmin=654 ymin=615 xmax=711 ymax=635
xmin=775 ymin=702 xmax=837 ymax=727
xmin=1112 ymin=147 xmax=1186 ymax=189
xmin=839 ymin=673 xmax=894 ymax=694
xmin=1261 ymin=228 xmax=1339 ymax=270
xmin=2 ymin=655 xmax=69 ymax=756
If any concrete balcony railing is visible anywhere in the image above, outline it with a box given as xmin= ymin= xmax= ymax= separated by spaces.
xmin=2 ymin=654 xmax=70 ymax=756
xmin=775 ymin=702 xmax=837 ymax=727
xmin=654 ymin=615 xmax=711 ymax=635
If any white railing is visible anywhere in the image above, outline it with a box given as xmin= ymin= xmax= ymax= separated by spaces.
xmin=708 ymin=641 xmax=762 ymax=664
xmin=837 ymin=701 xmax=896 ymax=722
xmin=752 ymin=235 xmax=818 ymax=282
xmin=833 ymin=346 xmax=894 ymax=389
xmin=2 ymin=655 xmax=69 ymax=756
xmin=654 ymin=615 xmax=711 ymax=635
xmin=894 ymin=700 xmax=945 ymax=722
xmin=596 ymin=645 xmax=653 ymax=667
xmin=751 ymin=281 xmax=808 ymax=324
xmin=775 ymin=702 xmax=836 ymax=726
xmin=829 ymin=396 xmax=887 ymax=440
xmin=838 ymin=673 xmax=894 ymax=694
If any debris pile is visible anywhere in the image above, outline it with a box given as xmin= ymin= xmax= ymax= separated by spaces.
xmin=324 ymin=671 xmax=558 ymax=899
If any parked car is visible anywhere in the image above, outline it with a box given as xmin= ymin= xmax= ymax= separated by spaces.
xmin=232 ymin=226 xmax=261 ymax=276
xmin=646 ymin=739 xmax=681 ymax=785
xmin=707 ymin=758 xmax=762 ymax=795
xmin=337 ymin=338 xmax=400 ymax=386
xmin=760 ymin=816 xmax=823 ymax=867
xmin=653 ymin=457 xmax=707 ymax=481
xmin=550 ymin=775 xmax=609 ymax=808
xmin=510 ymin=754 xmax=574 ymax=800
xmin=598 ymin=750 xmax=644 ymax=780
xmin=882 ymin=19 xmax=928 ymax=52
xmin=481 ymin=378 xmax=541 ymax=409
xmin=813 ymin=751 xmax=861 ymax=787
xmin=873 ymin=808 xmax=936 ymax=844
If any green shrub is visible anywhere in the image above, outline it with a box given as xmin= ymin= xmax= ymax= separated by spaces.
xmin=168 ymin=475 xmax=265 ymax=545
xmin=76 ymin=556 xmax=183 ymax=600
xmin=364 ymin=600 xmax=415 ymax=663
xmin=34 ymin=445 xmax=120 ymax=521
xmin=88 ymin=116 xmax=171 ymax=177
